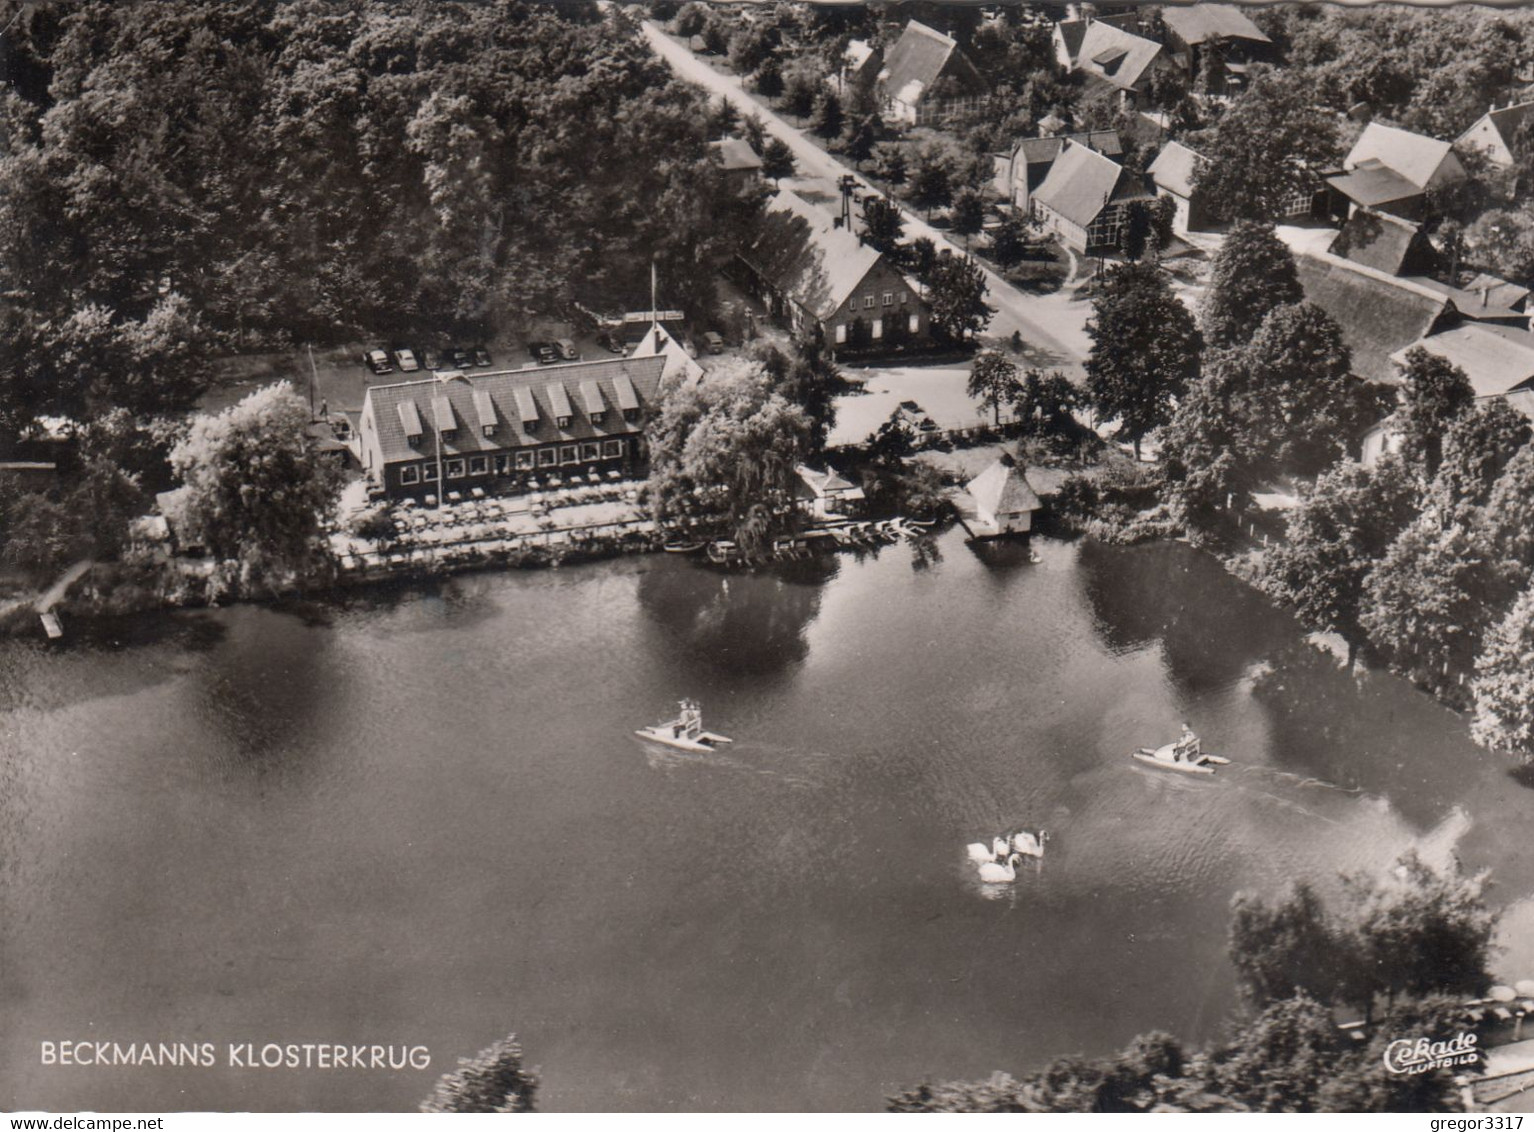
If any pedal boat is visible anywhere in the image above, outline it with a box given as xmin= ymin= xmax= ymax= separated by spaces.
xmin=1131 ymin=742 xmax=1225 ymax=775
xmin=635 ymin=701 xmax=733 ymax=753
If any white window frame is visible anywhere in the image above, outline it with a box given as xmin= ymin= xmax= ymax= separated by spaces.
xmin=538 ymin=448 xmax=557 ymax=468
xmin=560 ymin=445 xmax=579 ymax=465
xmin=882 ymin=292 xmax=893 ymax=306
xmin=469 ymin=456 xmax=488 ymax=475
xmin=515 ymin=450 xmax=536 ymax=470
xmin=602 ymin=439 xmax=624 ymax=458
xmin=423 ymin=464 xmax=439 ymax=482
xmin=446 ymin=458 xmax=466 ymax=479
xmin=580 ymin=441 xmax=601 ymax=461
xmin=399 ymin=465 xmax=420 ymax=485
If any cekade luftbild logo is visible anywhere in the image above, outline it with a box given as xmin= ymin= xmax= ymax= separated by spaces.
xmin=1382 ymin=1031 xmax=1480 ymax=1075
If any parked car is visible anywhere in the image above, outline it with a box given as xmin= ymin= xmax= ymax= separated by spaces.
xmin=362 ymin=348 xmax=392 ymax=375
xmin=420 ymin=346 xmax=443 ymax=370
xmin=471 ymin=345 xmax=492 ymax=367
xmin=596 ymin=331 xmax=624 ymax=355
xmin=555 ymin=338 xmax=579 ymax=361
xmin=393 ymin=347 xmax=420 ymax=373
xmin=451 ymin=347 xmax=473 ymax=369
xmin=702 ymin=331 xmax=725 ymax=355
xmin=527 ymin=341 xmax=559 ymax=365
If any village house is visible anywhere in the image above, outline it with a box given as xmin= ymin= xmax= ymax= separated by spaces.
xmin=1030 ymin=138 xmax=1156 ymax=254
xmin=1326 ymin=122 xmax=1467 ymax=222
xmin=1328 ymin=208 xmax=1441 ymax=277
xmin=711 ymin=138 xmax=763 ymax=197
xmin=1364 ymin=323 xmax=1534 ymax=463
xmin=960 ymin=454 xmax=1042 ymax=538
xmin=1157 ymin=3 xmax=1273 ymax=93
xmin=795 ymin=464 xmax=865 ymax=520
xmin=992 ymin=130 xmax=1123 ymax=212
xmin=835 ymin=39 xmax=883 ymax=96
xmin=1054 ymin=17 xmax=1169 ymax=110
xmin=628 ymin=321 xmax=703 ymax=383
xmin=1455 ymin=100 xmax=1534 ymax=168
xmin=876 ymin=20 xmax=990 ymax=126
xmin=1146 ymin=139 xmax=1212 ymax=233
xmin=736 ymin=189 xmax=931 ymax=353
xmin=356 ymin=358 xmax=665 ymax=501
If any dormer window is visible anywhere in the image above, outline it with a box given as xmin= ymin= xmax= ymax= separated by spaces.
xmin=473 ymin=388 xmax=497 ymax=438
xmin=433 ymin=394 xmax=457 ymax=438
xmin=514 ymin=386 xmax=539 ymax=435
xmin=612 ymin=373 xmax=641 ymax=424
xmin=398 ymin=399 xmax=424 ymax=448
xmin=581 ymin=380 xmax=606 ymax=425
xmin=546 ymin=382 xmax=575 ymax=431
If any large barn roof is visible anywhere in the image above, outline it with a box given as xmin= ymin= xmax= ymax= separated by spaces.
xmin=740 ymin=190 xmax=885 ymax=321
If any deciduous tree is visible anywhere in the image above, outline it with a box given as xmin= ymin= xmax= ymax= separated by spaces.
xmin=420 ymin=1035 xmax=538 ymax=1113
xmin=1199 ymin=222 xmax=1303 ymax=350
xmin=967 ymin=350 xmax=1019 ymax=427
xmin=168 ymin=384 xmax=346 ymax=590
xmin=1085 ymin=264 xmax=1202 ymax=460
xmin=926 ymin=252 xmax=992 ymax=342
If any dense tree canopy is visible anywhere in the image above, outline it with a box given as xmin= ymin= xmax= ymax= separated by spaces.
xmin=166 ymin=383 xmax=346 ymax=589
xmin=1199 ymin=222 xmax=1303 ymax=350
xmin=1085 ymin=264 xmax=1201 ymax=459
xmin=0 ymin=0 xmax=749 ymax=431
xmin=1190 ymin=70 xmax=1340 ymax=223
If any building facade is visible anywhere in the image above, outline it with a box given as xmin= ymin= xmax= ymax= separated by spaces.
xmin=356 ymin=358 xmax=666 ymax=501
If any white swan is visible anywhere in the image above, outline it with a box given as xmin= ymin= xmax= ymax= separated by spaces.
xmin=966 ymin=842 xmax=994 ymax=863
xmin=1011 ymin=830 xmax=1049 ymax=859
xmin=978 ymin=853 xmax=1022 ymax=883
xmin=992 ymin=836 xmax=1010 ymax=860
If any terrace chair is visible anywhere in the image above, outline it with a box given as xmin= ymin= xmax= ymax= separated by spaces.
xmin=471 ymin=486 xmax=485 ymax=500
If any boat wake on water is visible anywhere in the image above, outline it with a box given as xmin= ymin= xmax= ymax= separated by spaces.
xmin=1237 ymin=765 xmax=1365 ymax=795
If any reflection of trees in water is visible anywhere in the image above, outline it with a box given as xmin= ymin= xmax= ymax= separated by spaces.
xmin=963 ymin=536 xmax=1033 ymax=578
xmin=910 ymin=535 xmax=943 ymax=573
xmin=1248 ymin=636 xmax=1485 ymax=833
xmin=636 ymin=556 xmax=838 ymax=680
xmin=1075 ymin=540 xmax=1289 ymax=694
xmin=190 ymin=607 xmax=338 ymax=771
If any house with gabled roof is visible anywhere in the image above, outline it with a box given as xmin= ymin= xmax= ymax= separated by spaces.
xmin=737 ymin=189 xmax=930 ymax=354
xmin=1455 ymin=100 xmax=1534 ymax=169
xmin=960 ymin=454 xmax=1042 ymax=538
xmin=356 ymin=358 xmax=665 ymax=500
xmin=1158 ymin=4 xmax=1273 ymax=93
xmin=1030 ymin=138 xmax=1156 ymax=253
xmin=1327 ymin=122 xmax=1466 ymax=221
xmin=877 ymin=20 xmax=989 ymax=126
xmin=1147 ymin=139 xmax=1211 ymax=233
xmin=1055 ymin=18 xmax=1168 ymax=108
xmin=628 ymin=321 xmax=703 ymax=383
xmin=1329 ymin=209 xmax=1440 ymax=277
xmin=711 ymin=138 xmax=763 ymax=197
xmin=795 ymin=463 xmax=865 ymax=520
xmin=837 ymin=39 xmax=883 ymax=95
xmin=992 ymin=130 xmax=1123 ymax=211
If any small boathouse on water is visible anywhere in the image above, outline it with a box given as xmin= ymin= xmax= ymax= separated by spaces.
xmin=958 ymin=454 xmax=1042 ymax=538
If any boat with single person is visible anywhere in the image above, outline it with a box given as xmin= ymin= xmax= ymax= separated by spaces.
xmin=635 ymin=699 xmax=734 ymax=753
xmin=664 ymin=541 xmax=705 ymax=554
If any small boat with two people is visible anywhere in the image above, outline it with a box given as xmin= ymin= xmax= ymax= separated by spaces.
xmin=635 ymin=699 xmax=734 ymax=753
xmin=1130 ymin=723 xmax=1231 ymax=776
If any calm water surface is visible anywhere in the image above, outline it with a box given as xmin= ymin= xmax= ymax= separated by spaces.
xmin=2 ymin=532 xmax=1532 ymax=1111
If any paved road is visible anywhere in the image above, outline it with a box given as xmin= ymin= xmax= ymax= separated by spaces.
xmin=638 ymin=21 xmax=1091 ymax=377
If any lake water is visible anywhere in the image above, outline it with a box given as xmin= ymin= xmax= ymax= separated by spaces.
xmin=3 ymin=531 xmax=1532 ymax=1112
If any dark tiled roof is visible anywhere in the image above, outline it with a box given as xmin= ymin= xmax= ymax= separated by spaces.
xmin=741 ymin=190 xmax=886 ymax=321
xmin=1330 ymin=209 xmax=1438 ymax=276
xmin=361 ymin=357 xmax=666 ymax=466
xmin=879 ymin=20 xmax=988 ymax=107
xmin=1160 ymin=4 xmax=1271 ymax=46
xmin=1326 ymin=162 xmax=1423 ymax=208
xmin=967 ymin=457 xmax=1042 ymax=517
xmin=1295 ymin=255 xmax=1451 ymax=383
